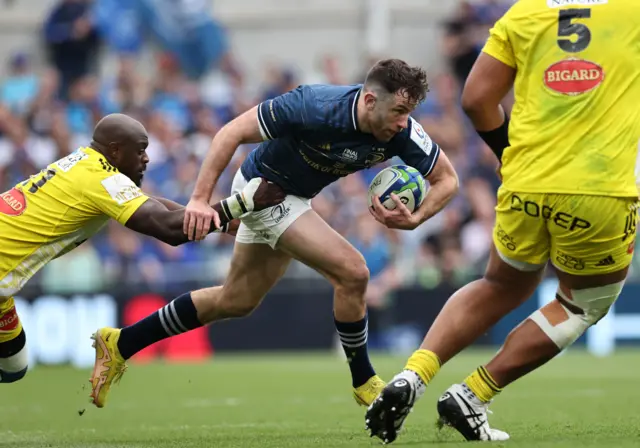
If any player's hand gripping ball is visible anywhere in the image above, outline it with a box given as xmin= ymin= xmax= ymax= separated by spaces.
xmin=367 ymin=165 xmax=427 ymax=213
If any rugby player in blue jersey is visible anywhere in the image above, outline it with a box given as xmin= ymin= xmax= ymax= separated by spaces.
xmin=90 ymin=59 xmax=459 ymax=409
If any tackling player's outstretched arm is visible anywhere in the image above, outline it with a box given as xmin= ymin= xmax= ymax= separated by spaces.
xmin=127 ymin=178 xmax=285 ymax=245
xmin=125 ymin=198 xmax=230 ymax=246
xmin=153 ymin=196 xmax=184 ymax=211
xmin=462 ymin=21 xmax=516 ymax=160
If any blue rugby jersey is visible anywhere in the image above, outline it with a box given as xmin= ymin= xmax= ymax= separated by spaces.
xmin=241 ymin=84 xmax=441 ymax=198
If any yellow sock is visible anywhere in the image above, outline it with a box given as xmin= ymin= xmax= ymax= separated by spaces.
xmin=0 ymin=297 xmax=22 ymax=344
xmin=464 ymin=366 xmax=502 ymax=403
xmin=404 ymin=349 xmax=441 ymax=384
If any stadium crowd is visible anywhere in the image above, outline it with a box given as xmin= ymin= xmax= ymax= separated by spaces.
xmin=3 ymin=0 xmax=637 ymax=300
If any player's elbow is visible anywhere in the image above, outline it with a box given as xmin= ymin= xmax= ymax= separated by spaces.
xmin=430 ymin=157 xmax=460 ymax=197
xmin=460 ymin=86 xmax=484 ymax=117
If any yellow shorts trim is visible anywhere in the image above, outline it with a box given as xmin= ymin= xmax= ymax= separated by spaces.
xmin=493 ymin=189 xmax=638 ymax=275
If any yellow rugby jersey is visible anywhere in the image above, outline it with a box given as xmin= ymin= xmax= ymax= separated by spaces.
xmin=483 ymin=0 xmax=640 ymax=197
xmin=0 ymin=147 xmax=149 ymax=297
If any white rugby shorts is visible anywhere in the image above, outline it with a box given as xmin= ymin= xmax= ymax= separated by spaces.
xmin=231 ymin=168 xmax=311 ymax=248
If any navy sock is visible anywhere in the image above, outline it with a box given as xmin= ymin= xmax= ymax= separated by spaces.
xmin=335 ymin=315 xmax=376 ymax=388
xmin=117 ymin=292 xmax=202 ymax=360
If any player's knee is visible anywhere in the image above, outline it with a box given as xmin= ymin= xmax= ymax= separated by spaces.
xmin=529 ymin=281 xmax=623 ymax=349
xmin=0 ymin=329 xmax=29 ymax=384
xmin=333 ymin=258 xmax=370 ymax=296
xmin=461 ymin=88 xmax=482 ymax=116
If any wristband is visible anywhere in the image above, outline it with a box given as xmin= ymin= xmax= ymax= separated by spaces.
xmin=219 ymin=194 xmax=249 ymax=221
xmin=477 ymin=115 xmax=510 ymax=160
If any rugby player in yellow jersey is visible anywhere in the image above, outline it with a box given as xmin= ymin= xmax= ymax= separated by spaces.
xmin=365 ymin=0 xmax=640 ymax=443
xmin=0 ymin=113 xmax=284 ymax=387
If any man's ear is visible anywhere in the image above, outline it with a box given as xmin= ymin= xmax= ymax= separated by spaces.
xmin=363 ymin=91 xmax=377 ymax=111
xmin=108 ymin=142 xmax=119 ymax=160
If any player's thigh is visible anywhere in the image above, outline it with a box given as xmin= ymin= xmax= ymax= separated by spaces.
xmin=277 ymin=209 xmax=368 ymax=286
xmin=229 ymin=168 xmax=367 ymax=284
xmin=549 ymin=195 xmax=638 ymax=276
xmin=221 ymin=241 xmax=292 ymax=304
xmin=493 ymin=188 xmax=550 ymax=271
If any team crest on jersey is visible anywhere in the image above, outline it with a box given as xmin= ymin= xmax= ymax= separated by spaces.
xmin=0 ymin=188 xmax=26 ymax=216
xmin=364 ymin=152 xmax=386 ymax=168
xmin=544 ymin=59 xmax=604 ymax=96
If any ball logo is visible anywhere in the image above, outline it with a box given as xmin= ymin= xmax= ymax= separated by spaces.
xmin=544 ymin=59 xmax=604 ymax=96
xmin=0 ymin=188 xmax=26 ymax=216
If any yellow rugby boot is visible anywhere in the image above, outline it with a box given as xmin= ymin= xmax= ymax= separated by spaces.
xmin=353 ymin=375 xmax=386 ymax=406
xmin=89 ymin=327 xmax=127 ymax=408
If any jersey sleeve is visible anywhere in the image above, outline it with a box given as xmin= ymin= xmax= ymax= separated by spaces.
xmin=395 ymin=118 xmax=441 ymax=177
xmin=256 ymin=86 xmax=314 ymax=140
xmin=84 ymin=172 xmax=150 ymax=224
xmin=482 ymin=15 xmax=516 ymax=68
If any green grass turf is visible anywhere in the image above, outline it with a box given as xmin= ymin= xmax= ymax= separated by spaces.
xmin=1 ymin=349 xmax=639 ymax=447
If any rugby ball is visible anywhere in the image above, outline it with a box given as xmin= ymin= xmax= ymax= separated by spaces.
xmin=367 ymin=165 xmax=427 ymax=213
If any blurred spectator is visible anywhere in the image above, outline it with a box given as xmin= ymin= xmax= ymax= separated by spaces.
xmin=441 ymin=19 xmax=479 ymax=88
xmin=1 ymin=52 xmax=39 ymax=117
xmin=100 ymin=57 xmax=150 ymax=113
xmin=43 ymin=0 xmax=100 ymax=99
xmin=260 ymin=65 xmax=300 ymax=102
xmin=306 ymin=54 xmax=346 ymax=85
xmin=65 ymin=76 xmax=104 ymax=141
xmin=414 ymin=73 xmax=466 ymax=161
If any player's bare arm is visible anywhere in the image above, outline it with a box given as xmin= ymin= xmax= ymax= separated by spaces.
xmin=370 ymin=151 xmax=458 ymax=231
xmin=185 ymin=106 xmax=265 ymax=241
xmin=462 ymin=52 xmax=516 ymax=162
xmin=153 ymin=196 xmax=183 ymax=211
xmin=128 ymin=179 xmax=285 ymax=245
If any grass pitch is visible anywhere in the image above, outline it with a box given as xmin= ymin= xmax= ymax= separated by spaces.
xmin=1 ymin=350 xmax=639 ymax=447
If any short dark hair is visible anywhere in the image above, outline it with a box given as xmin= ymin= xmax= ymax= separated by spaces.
xmin=364 ymin=59 xmax=429 ymax=105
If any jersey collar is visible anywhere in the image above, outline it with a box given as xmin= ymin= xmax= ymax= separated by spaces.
xmin=350 ymin=88 xmax=361 ymax=132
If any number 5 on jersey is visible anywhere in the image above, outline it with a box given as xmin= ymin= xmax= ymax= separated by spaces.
xmin=557 ymin=8 xmax=591 ymax=52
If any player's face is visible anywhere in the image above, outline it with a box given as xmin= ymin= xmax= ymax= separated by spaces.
xmin=371 ymin=91 xmax=415 ymax=142
xmin=116 ymin=138 xmax=150 ymax=187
